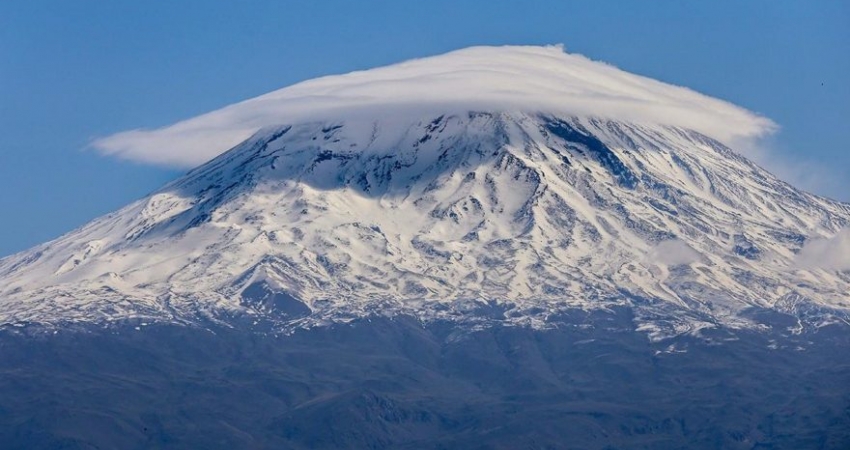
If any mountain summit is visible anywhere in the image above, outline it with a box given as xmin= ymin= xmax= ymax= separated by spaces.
xmin=2 ymin=46 xmax=849 ymax=338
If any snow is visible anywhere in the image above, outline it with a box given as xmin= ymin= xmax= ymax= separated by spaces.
xmin=2 ymin=112 xmax=849 ymax=337
xmin=91 ymin=45 xmax=775 ymax=167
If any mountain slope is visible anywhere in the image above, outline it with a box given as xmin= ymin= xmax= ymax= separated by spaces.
xmin=2 ymin=110 xmax=848 ymax=337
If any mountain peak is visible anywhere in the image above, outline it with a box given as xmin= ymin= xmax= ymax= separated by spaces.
xmin=92 ymin=45 xmax=774 ymax=167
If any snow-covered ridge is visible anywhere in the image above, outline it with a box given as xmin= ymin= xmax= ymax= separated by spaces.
xmin=92 ymin=45 xmax=774 ymax=167
xmin=2 ymin=112 xmax=848 ymax=337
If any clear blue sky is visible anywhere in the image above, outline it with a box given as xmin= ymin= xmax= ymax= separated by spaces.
xmin=1 ymin=0 xmax=848 ymax=257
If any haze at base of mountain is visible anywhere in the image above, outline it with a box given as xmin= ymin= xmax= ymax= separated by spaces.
xmin=1 ymin=312 xmax=847 ymax=450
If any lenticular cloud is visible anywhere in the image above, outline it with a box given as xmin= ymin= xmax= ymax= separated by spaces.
xmin=92 ymin=45 xmax=776 ymax=168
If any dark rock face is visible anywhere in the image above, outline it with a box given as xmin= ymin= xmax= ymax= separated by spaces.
xmin=733 ymin=234 xmax=761 ymax=260
xmin=241 ymin=281 xmax=312 ymax=318
xmin=545 ymin=118 xmax=639 ymax=189
xmin=0 ymin=313 xmax=848 ymax=450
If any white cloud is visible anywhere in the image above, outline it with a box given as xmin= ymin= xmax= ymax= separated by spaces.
xmin=91 ymin=45 xmax=776 ymax=168
xmin=648 ymin=239 xmax=702 ymax=266
xmin=732 ymin=137 xmax=848 ymax=202
xmin=795 ymin=229 xmax=850 ymax=271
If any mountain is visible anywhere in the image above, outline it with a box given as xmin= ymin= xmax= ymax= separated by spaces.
xmin=1 ymin=47 xmax=849 ymax=340
xmin=3 ymin=45 xmax=850 ymax=450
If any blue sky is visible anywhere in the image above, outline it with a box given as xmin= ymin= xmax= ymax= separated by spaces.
xmin=1 ymin=0 xmax=848 ymax=257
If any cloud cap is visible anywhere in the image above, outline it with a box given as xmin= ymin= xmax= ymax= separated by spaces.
xmin=92 ymin=45 xmax=776 ymax=167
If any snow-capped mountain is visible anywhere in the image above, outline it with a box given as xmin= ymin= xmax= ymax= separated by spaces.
xmin=2 ymin=46 xmax=849 ymax=338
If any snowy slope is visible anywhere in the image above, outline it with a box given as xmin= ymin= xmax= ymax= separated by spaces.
xmin=2 ymin=47 xmax=849 ymax=337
